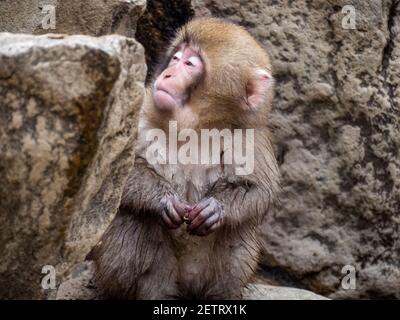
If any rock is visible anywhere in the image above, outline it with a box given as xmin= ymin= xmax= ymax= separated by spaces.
xmin=55 ymin=261 xmax=101 ymax=300
xmin=55 ymin=261 xmax=328 ymax=300
xmin=0 ymin=0 xmax=146 ymax=37
xmin=189 ymin=0 xmax=400 ymax=299
xmin=243 ymin=284 xmax=329 ymax=300
xmin=0 ymin=33 xmax=146 ymax=299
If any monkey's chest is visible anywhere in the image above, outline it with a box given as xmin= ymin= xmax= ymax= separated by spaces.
xmin=157 ymin=163 xmax=228 ymax=280
xmin=159 ymin=163 xmax=226 ymax=202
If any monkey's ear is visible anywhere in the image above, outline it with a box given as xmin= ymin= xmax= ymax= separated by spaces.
xmin=244 ymin=69 xmax=272 ymax=111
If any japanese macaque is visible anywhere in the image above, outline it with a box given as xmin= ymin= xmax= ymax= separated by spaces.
xmin=91 ymin=17 xmax=280 ymax=299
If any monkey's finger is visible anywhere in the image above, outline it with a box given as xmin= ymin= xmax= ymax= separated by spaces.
xmin=166 ymin=201 xmax=184 ymax=225
xmin=184 ymin=204 xmax=194 ymax=214
xmin=186 ymin=200 xmax=210 ymax=221
xmin=198 ymin=220 xmax=222 ymax=237
xmin=201 ymin=220 xmax=223 ymax=236
xmin=187 ymin=206 xmax=214 ymax=232
xmin=172 ymin=199 xmax=193 ymax=217
xmin=161 ymin=210 xmax=180 ymax=229
xmin=191 ymin=213 xmax=220 ymax=236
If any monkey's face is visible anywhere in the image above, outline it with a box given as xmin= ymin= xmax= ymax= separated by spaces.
xmin=153 ymin=44 xmax=204 ymax=112
xmin=149 ymin=18 xmax=274 ymax=129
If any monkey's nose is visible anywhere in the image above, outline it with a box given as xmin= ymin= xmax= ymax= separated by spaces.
xmin=164 ymin=74 xmax=172 ymax=79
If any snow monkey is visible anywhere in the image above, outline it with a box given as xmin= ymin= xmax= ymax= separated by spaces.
xmin=91 ymin=17 xmax=280 ymax=299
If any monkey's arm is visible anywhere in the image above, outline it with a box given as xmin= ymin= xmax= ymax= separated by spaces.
xmin=187 ymin=134 xmax=280 ymax=235
xmin=208 ymin=174 xmax=277 ymax=227
xmin=120 ymin=156 xmax=191 ymax=228
xmin=186 ymin=173 xmax=277 ymax=235
xmin=211 ymin=136 xmax=280 ymax=228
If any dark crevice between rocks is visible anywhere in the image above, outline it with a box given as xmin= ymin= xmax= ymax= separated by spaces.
xmin=381 ymin=1 xmax=399 ymax=115
xmin=109 ymin=2 xmax=132 ymax=35
xmin=135 ymin=0 xmax=194 ymax=84
xmin=259 ymin=264 xmax=339 ymax=297
xmin=381 ymin=0 xmax=399 ymax=82
xmin=258 ymin=265 xmax=308 ymax=289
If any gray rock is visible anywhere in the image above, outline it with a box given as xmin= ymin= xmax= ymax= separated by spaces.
xmin=243 ymin=284 xmax=329 ymax=300
xmin=0 ymin=0 xmax=146 ymax=37
xmin=0 ymin=33 xmax=146 ymax=299
xmin=55 ymin=261 xmax=101 ymax=300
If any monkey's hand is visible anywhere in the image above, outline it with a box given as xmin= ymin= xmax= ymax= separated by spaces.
xmin=160 ymin=195 xmax=192 ymax=229
xmin=186 ymin=197 xmax=223 ymax=236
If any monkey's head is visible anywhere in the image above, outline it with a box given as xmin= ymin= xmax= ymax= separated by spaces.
xmin=148 ymin=17 xmax=274 ymax=129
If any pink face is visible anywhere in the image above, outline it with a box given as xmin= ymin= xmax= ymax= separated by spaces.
xmin=153 ymin=45 xmax=204 ymax=111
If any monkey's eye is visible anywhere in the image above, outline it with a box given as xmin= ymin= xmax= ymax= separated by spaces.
xmin=187 ymin=56 xmax=201 ymax=67
xmin=172 ymin=51 xmax=183 ymax=61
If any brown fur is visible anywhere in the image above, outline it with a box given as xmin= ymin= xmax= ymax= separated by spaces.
xmin=91 ymin=17 xmax=280 ymax=300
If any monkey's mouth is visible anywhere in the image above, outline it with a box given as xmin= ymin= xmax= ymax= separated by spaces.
xmin=157 ymin=88 xmax=173 ymax=97
xmin=153 ymin=87 xmax=183 ymax=110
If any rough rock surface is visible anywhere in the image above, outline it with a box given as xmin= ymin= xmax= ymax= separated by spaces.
xmin=55 ymin=261 xmax=101 ymax=300
xmin=189 ymin=0 xmax=400 ymax=299
xmin=0 ymin=33 xmax=146 ymax=299
xmin=0 ymin=0 xmax=146 ymax=37
xmin=243 ymin=284 xmax=329 ymax=300
xmin=55 ymin=261 xmax=328 ymax=300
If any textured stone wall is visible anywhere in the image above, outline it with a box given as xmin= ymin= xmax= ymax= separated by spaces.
xmin=0 ymin=0 xmax=146 ymax=37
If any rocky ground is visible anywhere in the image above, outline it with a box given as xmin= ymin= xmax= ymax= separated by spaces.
xmin=53 ymin=261 xmax=328 ymax=300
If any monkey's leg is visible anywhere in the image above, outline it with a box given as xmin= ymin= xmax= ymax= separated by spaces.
xmin=209 ymin=228 xmax=262 ymax=299
xmin=91 ymin=209 xmax=180 ymax=299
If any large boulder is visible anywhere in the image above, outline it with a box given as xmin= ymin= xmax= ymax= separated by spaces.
xmin=0 ymin=33 xmax=146 ymax=299
xmin=0 ymin=0 xmax=146 ymax=37
xmin=190 ymin=0 xmax=400 ymax=298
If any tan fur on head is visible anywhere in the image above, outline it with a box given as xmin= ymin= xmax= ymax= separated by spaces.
xmin=144 ymin=17 xmax=274 ymax=132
